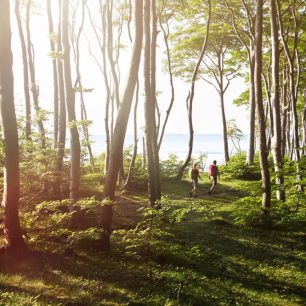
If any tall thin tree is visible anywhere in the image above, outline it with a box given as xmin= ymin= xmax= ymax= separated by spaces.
xmin=254 ymin=0 xmax=271 ymax=211
xmin=176 ymin=0 xmax=211 ymax=180
xmin=0 ymin=0 xmax=27 ymax=254
xmin=15 ymin=0 xmax=31 ymax=140
xmin=62 ymin=0 xmax=81 ymax=202
xmin=103 ymin=0 xmax=143 ymax=247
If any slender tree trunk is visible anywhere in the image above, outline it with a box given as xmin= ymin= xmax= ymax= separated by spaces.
xmin=142 ymin=136 xmax=146 ymax=169
xmin=144 ymin=0 xmax=157 ymax=205
xmin=0 ymin=0 xmax=27 ymax=254
xmin=53 ymin=0 xmax=66 ymax=198
xmin=72 ymin=0 xmax=95 ymax=171
xmin=158 ymin=18 xmax=175 ymax=151
xmin=62 ymin=0 xmax=81 ymax=202
xmin=103 ymin=0 xmax=143 ymax=248
xmin=47 ymin=0 xmax=59 ymax=148
xmin=254 ymin=0 xmax=271 ymax=212
xmin=26 ymin=0 xmax=46 ymax=150
xmin=177 ymin=0 xmax=211 ymax=180
xmin=220 ymin=90 xmax=229 ymax=163
xmin=150 ymin=0 xmax=161 ymax=200
xmin=124 ymin=81 xmax=139 ymax=190
xmin=107 ymin=0 xmax=120 ymax=109
xmin=247 ymin=51 xmax=256 ymax=164
xmin=276 ymin=0 xmax=300 ymax=161
xmin=281 ymin=64 xmax=288 ymax=157
xmin=270 ymin=0 xmax=285 ymax=201
xmin=101 ymin=2 xmax=111 ymax=175
xmin=15 ymin=0 xmax=31 ymax=140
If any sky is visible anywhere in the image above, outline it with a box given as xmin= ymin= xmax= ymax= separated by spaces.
xmin=11 ymin=1 xmax=249 ymax=138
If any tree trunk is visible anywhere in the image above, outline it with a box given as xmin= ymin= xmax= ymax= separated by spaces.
xmin=26 ymin=0 xmax=46 ymax=150
xmin=158 ymin=18 xmax=175 ymax=151
xmin=124 ymin=81 xmax=139 ymax=190
xmin=276 ymin=0 xmax=300 ymax=161
xmin=101 ymin=2 xmax=111 ymax=175
xmin=144 ymin=0 xmax=157 ymax=205
xmin=150 ymin=0 xmax=161 ymax=200
xmin=53 ymin=0 xmax=66 ymax=198
xmin=72 ymin=0 xmax=95 ymax=171
xmin=103 ymin=0 xmax=143 ymax=247
xmin=177 ymin=0 xmax=211 ymax=180
xmin=47 ymin=0 xmax=59 ymax=148
xmin=107 ymin=0 xmax=120 ymax=109
xmin=220 ymin=90 xmax=229 ymax=163
xmin=281 ymin=63 xmax=288 ymax=157
xmin=254 ymin=0 xmax=271 ymax=212
xmin=14 ymin=0 xmax=31 ymax=140
xmin=0 ymin=0 xmax=27 ymax=254
xmin=247 ymin=51 xmax=256 ymax=164
xmin=270 ymin=0 xmax=285 ymax=201
xmin=62 ymin=0 xmax=81 ymax=202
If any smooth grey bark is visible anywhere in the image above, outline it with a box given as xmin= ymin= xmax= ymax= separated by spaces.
xmin=106 ymin=0 xmax=120 ymax=109
xmin=254 ymin=0 xmax=271 ymax=211
xmin=150 ymin=0 xmax=161 ymax=200
xmin=103 ymin=0 xmax=143 ymax=247
xmin=176 ymin=0 xmax=211 ymax=180
xmin=47 ymin=0 xmax=59 ymax=148
xmin=15 ymin=0 xmax=31 ymax=140
xmin=53 ymin=0 xmax=66 ymax=198
xmin=270 ymin=0 xmax=285 ymax=201
xmin=144 ymin=0 xmax=157 ymax=205
xmin=124 ymin=81 xmax=139 ymax=190
xmin=71 ymin=0 xmax=95 ymax=171
xmin=281 ymin=63 xmax=289 ymax=157
xmin=26 ymin=0 xmax=46 ymax=150
xmin=225 ymin=0 xmax=256 ymax=164
xmin=157 ymin=16 xmax=175 ymax=151
xmin=86 ymin=1 xmax=111 ymax=175
xmin=0 ymin=0 xmax=27 ymax=254
xmin=276 ymin=0 xmax=300 ymax=161
xmin=62 ymin=0 xmax=81 ymax=202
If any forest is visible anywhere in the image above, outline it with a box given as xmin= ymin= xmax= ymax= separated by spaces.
xmin=0 ymin=0 xmax=305 ymax=305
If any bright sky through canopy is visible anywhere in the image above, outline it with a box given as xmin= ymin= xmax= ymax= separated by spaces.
xmin=11 ymin=1 xmax=248 ymax=137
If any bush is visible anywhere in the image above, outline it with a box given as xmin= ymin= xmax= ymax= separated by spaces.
xmin=221 ymin=152 xmax=261 ymax=180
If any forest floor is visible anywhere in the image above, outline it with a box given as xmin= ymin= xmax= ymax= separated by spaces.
xmin=0 ymin=177 xmax=305 ymax=305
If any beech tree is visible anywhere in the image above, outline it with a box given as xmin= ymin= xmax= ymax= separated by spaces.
xmin=15 ymin=0 xmax=31 ymax=140
xmin=270 ymin=0 xmax=285 ymax=201
xmin=0 ymin=0 xmax=27 ymax=254
xmin=26 ymin=0 xmax=46 ymax=150
xmin=62 ymin=0 xmax=81 ymax=202
xmin=254 ymin=0 xmax=271 ymax=211
xmin=47 ymin=0 xmax=59 ymax=148
xmin=53 ymin=0 xmax=66 ymax=198
xmin=176 ymin=0 xmax=211 ymax=180
xmin=224 ymin=0 xmax=257 ymax=165
xmin=103 ymin=0 xmax=143 ymax=247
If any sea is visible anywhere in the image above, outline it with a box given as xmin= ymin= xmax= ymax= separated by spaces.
xmin=91 ymin=134 xmax=248 ymax=170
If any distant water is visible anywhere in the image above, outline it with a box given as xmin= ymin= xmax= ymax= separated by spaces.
xmin=90 ymin=133 xmax=248 ymax=170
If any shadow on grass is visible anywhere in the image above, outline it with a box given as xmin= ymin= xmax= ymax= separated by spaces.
xmin=0 ymin=179 xmax=305 ymax=305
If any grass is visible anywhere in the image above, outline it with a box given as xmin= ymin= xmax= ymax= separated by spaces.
xmin=0 ymin=176 xmax=305 ymax=305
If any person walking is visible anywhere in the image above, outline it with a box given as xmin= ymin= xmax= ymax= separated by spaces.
xmin=190 ymin=163 xmax=201 ymax=198
xmin=208 ymin=160 xmax=219 ymax=195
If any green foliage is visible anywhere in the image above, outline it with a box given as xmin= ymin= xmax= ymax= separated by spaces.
xmin=160 ymin=154 xmax=183 ymax=177
xmin=121 ymin=196 xmax=195 ymax=257
xmin=221 ymin=152 xmax=261 ymax=180
xmin=231 ymin=196 xmax=270 ymax=227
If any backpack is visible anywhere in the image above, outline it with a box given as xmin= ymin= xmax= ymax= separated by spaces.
xmin=209 ymin=164 xmax=217 ymax=176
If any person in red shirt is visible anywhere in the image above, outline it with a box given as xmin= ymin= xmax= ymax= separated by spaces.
xmin=190 ymin=163 xmax=201 ymax=198
xmin=208 ymin=160 xmax=219 ymax=195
